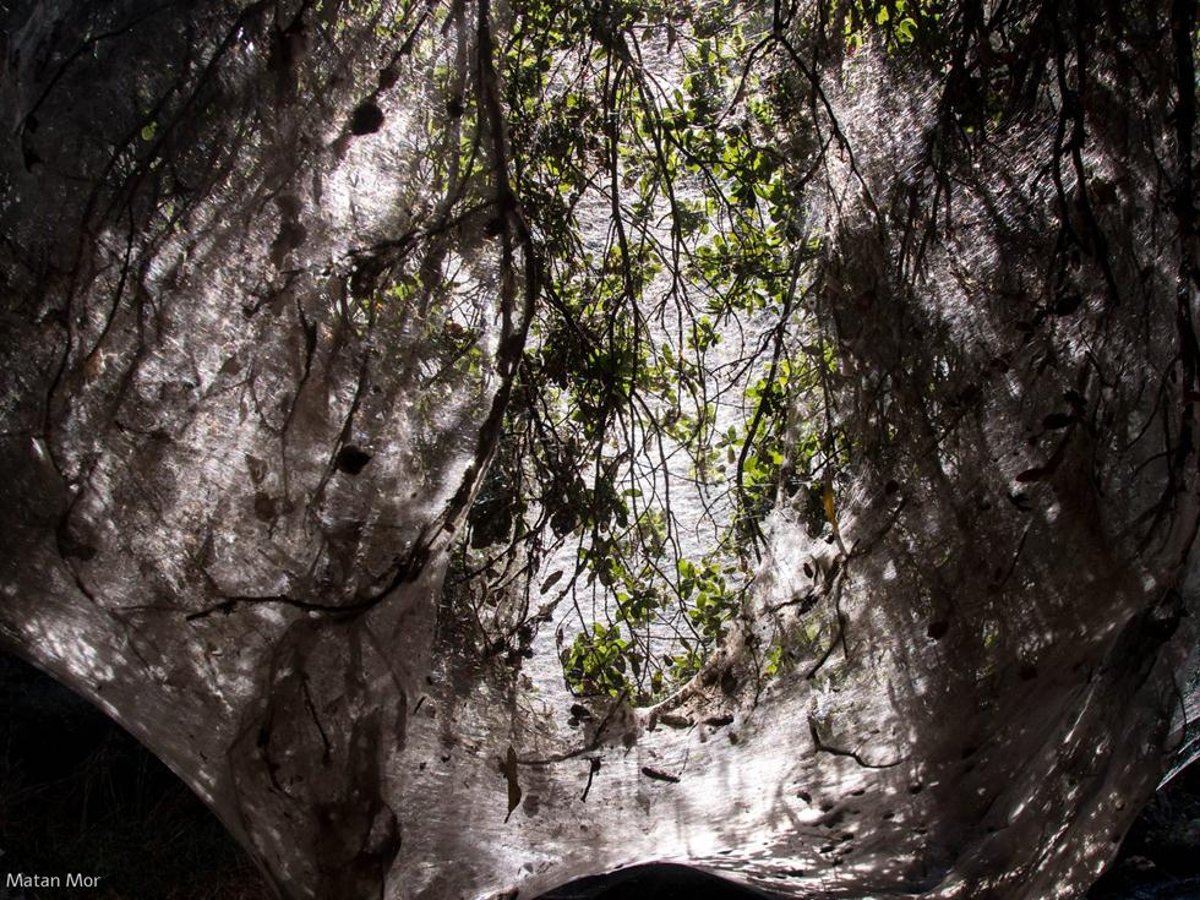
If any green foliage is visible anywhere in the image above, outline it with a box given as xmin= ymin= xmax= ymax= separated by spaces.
xmin=762 ymin=641 xmax=785 ymax=678
xmin=678 ymin=557 xmax=738 ymax=642
xmin=563 ymin=623 xmax=632 ymax=697
xmin=838 ymin=0 xmax=945 ymax=55
xmin=454 ymin=0 xmax=847 ymax=702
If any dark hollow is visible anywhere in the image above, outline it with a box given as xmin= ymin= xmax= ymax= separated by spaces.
xmin=336 ymin=444 xmax=373 ymax=475
xmin=0 ymin=652 xmax=269 ymax=899
xmin=535 ymin=863 xmax=777 ymax=899
xmin=348 ymin=101 xmax=384 ymax=135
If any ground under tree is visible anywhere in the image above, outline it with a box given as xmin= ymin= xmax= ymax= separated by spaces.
xmin=1 ymin=1 xmax=1199 ymax=898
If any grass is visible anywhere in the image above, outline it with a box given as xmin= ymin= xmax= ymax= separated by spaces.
xmin=0 ymin=653 xmax=272 ymax=900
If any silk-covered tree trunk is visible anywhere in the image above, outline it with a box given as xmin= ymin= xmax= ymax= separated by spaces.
xmin=2 ymin=1 xmax=1198 ymax=898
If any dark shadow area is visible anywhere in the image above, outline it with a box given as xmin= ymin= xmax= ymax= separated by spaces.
xmin=535 ymin=863 xmax=778 ymax=899
xmin=1088 ymin=762 xmax=1200 ymax=900
xmin=0 ymin=652 xmax=270 ymax=899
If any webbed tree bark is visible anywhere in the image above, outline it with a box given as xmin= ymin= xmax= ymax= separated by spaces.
xmin=1 ymin=1 xmax=1198 ymax=899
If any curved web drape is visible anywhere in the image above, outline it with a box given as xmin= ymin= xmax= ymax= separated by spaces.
xmin=1 ymin=2 xmax=1198 ymax=899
